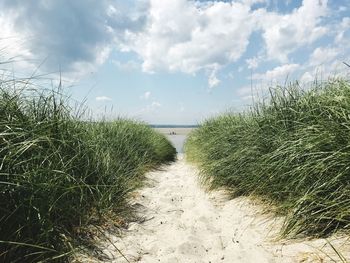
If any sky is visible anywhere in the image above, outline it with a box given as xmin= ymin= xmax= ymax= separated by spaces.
xmin=0 ymin=0 xmax=349 ymax=124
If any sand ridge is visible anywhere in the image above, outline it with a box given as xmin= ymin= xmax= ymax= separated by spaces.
xmin=76 ymin=156 xmax=350 ymax=262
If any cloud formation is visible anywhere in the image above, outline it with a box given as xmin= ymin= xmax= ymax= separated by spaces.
xmin=119 ymin=0 xmax=331 ymax=86
xmin=0 ymin=0 xmax=346 ymax=89
xmin=258 ymin=0 xmax=328 ymax=62
xmin=253 ymin=63 xmax=300 ymax=81
xmin=123 ymin=0 xmax=256 ymax=74
xmin=0 ymin=0 xmax=147 ymax=74
xmin=140 ymin=91 xmax=151 ymax=100
xmin=139 ymin=100 xmax=162 ymax=114
xmin=96 ymin=96 xmax=112 ymax=102
xmin=309 ymin=47 xmax=338 ymax=67
xmin=122 ymin=0 xmax=260 ymax=86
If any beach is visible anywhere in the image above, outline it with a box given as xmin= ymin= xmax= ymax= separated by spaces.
xmin=74 ymin=155 xmax=350 ymax=262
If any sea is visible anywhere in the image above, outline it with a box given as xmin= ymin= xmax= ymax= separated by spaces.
xmin=151 ymin=125 xmax=198 ymax=153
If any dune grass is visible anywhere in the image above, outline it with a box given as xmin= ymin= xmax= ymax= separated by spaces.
xmin=185 ymin=78 xmax=350 ymax=238
xmin=0 ymin=82 xmax=176 ymax=262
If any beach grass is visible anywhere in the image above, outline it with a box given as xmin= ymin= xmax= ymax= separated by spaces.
xmin=185 ymin=78 xmax=350 ymax=238
xmin=0 ymin=80 xmax=176 ymax=262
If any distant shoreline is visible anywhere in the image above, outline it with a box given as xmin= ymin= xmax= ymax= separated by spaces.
xmin=154 ymin=127 xmax=195 ymax=136
xmin=150 ymin=124 xmax=199 ymax=128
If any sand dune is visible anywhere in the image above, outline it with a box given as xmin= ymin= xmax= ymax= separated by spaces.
xmin=75 ymin=155 xmax=350 ymax=262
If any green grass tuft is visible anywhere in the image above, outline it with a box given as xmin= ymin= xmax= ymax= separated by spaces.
xmin=185 ymin=78 xmax=350 ymax=238
xmin=0 ymin=81 xmax=176 ymax=262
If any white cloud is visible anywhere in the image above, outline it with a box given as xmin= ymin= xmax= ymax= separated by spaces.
xmin=96 ymin=96 xmax=112 ymax=102
xmin=123 ymin=0 xmax=256 ymax=83
xmin=301 ymin=61 xmax=350 ymax=85
xmin=239 ymin=0 xmax=267 ymax=6
xmin=298 ymin=14 xmax=350 ymax=85
xmin=258 ymin=0 xmax=328 ymax=62
xmin=0 ymin=11 xmax=34 ymax=68
xmin=309 ymin=47 xmax=338 ymax=66
xmin=119 ymin=0 xmax=331 ymax=86
xmin=300 ymin=71 xmax=313 ymax=83
xmin=246 ymin=57 xmax=259 ymax=69
xmin=335 ymin=17 xmax=350 ymax=44
xmin=151 ymin=101 xmax=161 ymax=107
xmin=0 ymin=0 xmax=147 ymax=76
xmin=139 ymin=100 xmax=162 ymax=114
xmin=208 ymin=69 xmax=221 ymax=89
xmin=0 ymin=0 xmax=341 ymax=92
xmin=253 ymin=63 xmax=299 ymax=81
xmin=140 ymin=91 xmax=151 ymax=100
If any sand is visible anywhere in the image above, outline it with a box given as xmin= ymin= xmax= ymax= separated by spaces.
xmin=74 ymin=156 xmax=350 ymax=263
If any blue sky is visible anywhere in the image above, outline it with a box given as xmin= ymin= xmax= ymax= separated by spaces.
xmin=0 ymin=0 xmax=349 ymax=124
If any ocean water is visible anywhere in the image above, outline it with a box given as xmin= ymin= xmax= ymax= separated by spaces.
xmin=166 ymin=134 xmax=187 ymax=153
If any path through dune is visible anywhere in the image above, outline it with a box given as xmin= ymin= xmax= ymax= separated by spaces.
xmin=76 ymin=156 xmax=350 ymax=263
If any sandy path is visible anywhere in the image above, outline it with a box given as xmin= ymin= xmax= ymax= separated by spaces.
xmin=76 ymin=156 xmax=350 ymax=263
